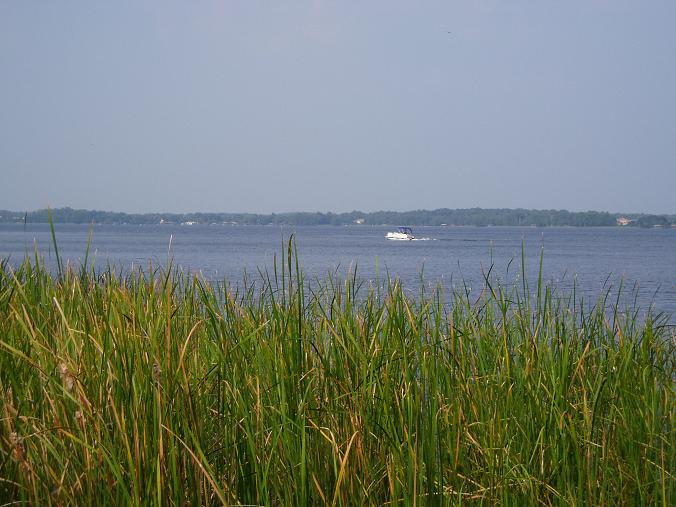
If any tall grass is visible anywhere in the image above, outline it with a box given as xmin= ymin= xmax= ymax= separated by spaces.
xmin=0 ymin=240 xmax=673 ymax=505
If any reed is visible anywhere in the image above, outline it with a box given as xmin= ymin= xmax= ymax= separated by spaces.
xmin=0 ymin=239 xmax=673 ymax=506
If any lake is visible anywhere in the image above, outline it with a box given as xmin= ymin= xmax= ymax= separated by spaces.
xmin=1 ymin=223 xmax=675 ymax=320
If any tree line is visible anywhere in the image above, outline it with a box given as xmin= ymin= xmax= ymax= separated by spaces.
xmin=0 ymin=207 xmax=674 ymax=227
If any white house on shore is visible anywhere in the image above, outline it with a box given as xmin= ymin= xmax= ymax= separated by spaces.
xmin=616 ymin=217 xmax=632 ymax=226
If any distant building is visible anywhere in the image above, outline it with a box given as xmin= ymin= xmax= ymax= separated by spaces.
xmin=354 ymin=218 xmax=365 ymax=225
xmin=616 ymin=217 xmax=632 ymax=226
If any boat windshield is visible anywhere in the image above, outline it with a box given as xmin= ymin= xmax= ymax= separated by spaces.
xmin=398 ymin=227 xmax=413 ymax=235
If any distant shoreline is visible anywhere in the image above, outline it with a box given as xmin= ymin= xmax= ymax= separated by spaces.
xmin=1 ymin=207 xmax=675 ymax=228
xmin=3 ymin=223 xmax=676 ymax=230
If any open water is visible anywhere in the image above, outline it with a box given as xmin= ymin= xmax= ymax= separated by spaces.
xmin=1 ymin=223 xmax=675 ymax=320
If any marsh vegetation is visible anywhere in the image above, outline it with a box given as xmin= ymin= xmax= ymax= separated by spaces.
xmin=0 ymin=238 xmax=673 ymax=505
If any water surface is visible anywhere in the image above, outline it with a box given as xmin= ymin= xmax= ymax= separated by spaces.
xmin=1 ymin=224 xmax=674 ymax=320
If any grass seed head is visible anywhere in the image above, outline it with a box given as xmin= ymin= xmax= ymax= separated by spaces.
xmin=75 ymin=410 xmax=85 ymax=428
xmin=153 ymin=361 xmax=162 ymax=382
xmin=9 ymin=431 xmax=25 ymax=462
xmin=59 ymin=362 xmax=74 ymax=391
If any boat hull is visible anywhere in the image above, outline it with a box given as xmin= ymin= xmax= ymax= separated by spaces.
xmin=386 ymin=232 xmax=414 ymax=240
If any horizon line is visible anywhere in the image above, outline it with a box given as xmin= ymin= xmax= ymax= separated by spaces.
xmin=2 ymin=206 xmax=675 ymax=217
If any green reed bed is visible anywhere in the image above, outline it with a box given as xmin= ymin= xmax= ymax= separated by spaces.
xmin=0 ymin=244 xmax=673 ymax=506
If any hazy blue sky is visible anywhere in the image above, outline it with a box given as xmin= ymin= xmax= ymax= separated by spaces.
xmin=1 ymin=1 xmax=675 ymax=214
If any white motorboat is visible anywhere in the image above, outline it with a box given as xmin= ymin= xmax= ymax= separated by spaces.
xmin=386 ymin=226 xmax=414 ymax=241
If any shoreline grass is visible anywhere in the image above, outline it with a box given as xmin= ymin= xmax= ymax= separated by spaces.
xmin=0 ymin=242 xmax=674 ymax=505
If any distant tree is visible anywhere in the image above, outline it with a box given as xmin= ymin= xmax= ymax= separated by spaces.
xmin=636 ymin=215 xmax=669 ymax=228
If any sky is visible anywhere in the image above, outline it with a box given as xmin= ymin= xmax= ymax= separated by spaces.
xmin=1 ymin=1 xmax=675 ymax=214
